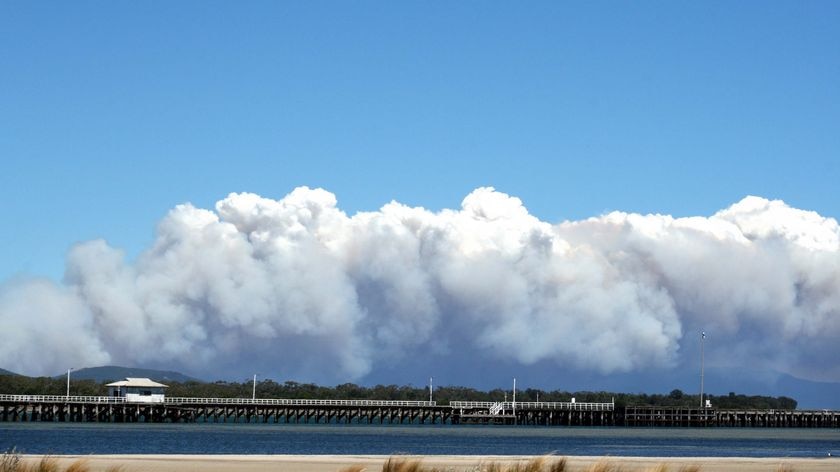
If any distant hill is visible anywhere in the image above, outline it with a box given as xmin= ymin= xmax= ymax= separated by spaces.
xmin=0 ymin=368 xmax=21 ymax=376
xmin=59 ymin=366 xmax=200 ymax=383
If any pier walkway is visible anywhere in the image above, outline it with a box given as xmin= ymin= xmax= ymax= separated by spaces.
xmin=0 ymin=394 xmax=445 ymax=424
xmin=2 ymin=394 xmax=838 ymax=427
xmin=452 ymin=401 xmax=615 ymax=425
xmin=624 ymin=405 xmax=840 ymax=428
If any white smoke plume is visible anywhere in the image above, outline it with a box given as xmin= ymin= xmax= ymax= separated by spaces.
xmin=1 ymin=188 xmax=839 ymax=384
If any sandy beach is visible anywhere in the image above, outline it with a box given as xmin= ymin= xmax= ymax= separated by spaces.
xmin=19 ymin=454 xmax=840 ymax=472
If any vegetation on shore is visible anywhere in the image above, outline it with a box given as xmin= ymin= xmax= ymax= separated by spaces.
xmin=3 ymin=451 xmax=804 ymax=472
xmin=360 ymin=456 xmax=706 ymax=472
xmin=0 ymin=374 xmax=797 ymax=410
xmin=1 ymin=449 xmax=122 ymax=472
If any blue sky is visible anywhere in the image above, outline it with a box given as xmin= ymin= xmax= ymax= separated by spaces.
xmin=3 ymin=1 xmax=838 ymax=281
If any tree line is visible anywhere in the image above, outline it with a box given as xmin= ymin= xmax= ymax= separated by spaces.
xmin=0 ymin=374 xmax=797 ymax=410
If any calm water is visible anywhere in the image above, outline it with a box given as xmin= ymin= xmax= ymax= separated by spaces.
xmin=1 ymin=424 xmax=839 ymax=458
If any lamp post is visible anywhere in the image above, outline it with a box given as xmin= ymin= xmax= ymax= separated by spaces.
xmin=513 ymin=378 xmax=516 ymax=425
xmin=66 ymin=368 xmax=73 ymax=400
xmin=429 ymin=377 xmax=433 ymax=403
xmin=700 ymin=331 xmax=706 ymax=409
xmin=252 ymin=374 xmax=258 ymax=400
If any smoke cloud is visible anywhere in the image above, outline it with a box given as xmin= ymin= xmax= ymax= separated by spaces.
xmin=1 ymin=188 xmax=839 ymax=384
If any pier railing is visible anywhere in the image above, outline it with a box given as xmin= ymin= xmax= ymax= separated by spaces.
xmin=0 ymin=394 xmax=435 ymax=408
xmin=451 ymin=400 xmax=614 ymax=411
xmin=165 ymin=398 xmax=437 ymax=407
xmin=0 ymin=394 xmax=125 ymax=404
xmin=1 ymin=394 xmax=609 ymax=411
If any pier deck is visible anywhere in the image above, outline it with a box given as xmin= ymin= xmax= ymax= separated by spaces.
xmin=624 ymin=405 xmax=840 ymax=428
xmin=1 ymin=395 xmax=838 ymax=427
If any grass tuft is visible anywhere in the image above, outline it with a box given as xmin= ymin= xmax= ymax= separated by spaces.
xmin=29 ymin=457 xmax=60 ymax=472
xmin=546 ymin=457 xmax=567 ymax=472
xmin=0 ymin=454 xmax=109 ymax=472
xmin=62 ymin=461 xmax=90 ymax=472
xmin=506 ymin=457 xmax=550 ymax=472
xmin=481 ymin=462 xmax=504 ymax=472
xmin=586 ymin=461 xmax=617 ymax=472
xmin=1 ymin=449 xmax=22 ymax=472
xmin=521 ymin=457 xmax=547 ymax=472
xmin=382 ymin=457 xmax=427 ymax=472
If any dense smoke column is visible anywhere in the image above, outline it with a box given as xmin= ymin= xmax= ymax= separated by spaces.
xmin=1 ymin=188 xmax=838 ymax=384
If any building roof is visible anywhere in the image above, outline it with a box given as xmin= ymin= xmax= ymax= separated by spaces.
xmin=105 ymin=377 xmax=169 ymax=388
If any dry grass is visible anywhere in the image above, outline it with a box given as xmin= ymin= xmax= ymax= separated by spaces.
xmin=21 ymin=457 xmax=60 ymax=472
xmin=547 ymin=458 xmax=568 ymax=472
xmin=479 ymin=459 xmax=704 ymax=472
xmin=585 ymin=461 xmax=617 ymax=472
xmin=338 ymin=466 xmax=367 ymax=472
xmin=0 ymin=451 xmax=728 ymax=472
xmin=0 ymin=454 xmax=93 ymax=472
xmin=1 ymin=449 xmax=22 ymax=472
xmin=490 ymin=456 xmax=567 ymax=472
xmin=62 ymin=461 xmax=90 ymax=472
xmin=677 ymin=466 xmax=701 ymax=472
xmin=381 ymin=457 xmax=428 ymax=472
xmin=582 ymin=462 xmax=706 ymax=472
xmin=384 ymin=455 xmax=569 ymax=472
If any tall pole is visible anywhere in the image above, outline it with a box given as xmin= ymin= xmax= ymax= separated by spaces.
xmin=66 ymin=368 xmax=72 ymax=399
xmin=700 ymin=331 xmax=705 ymax=409
xmin=429 ymin=377 xmax=433 ymax=403
xmin=512 ymin=377 xmax=516 ymax=424
xmin=252 ymin=374 xmax=257 ymax=400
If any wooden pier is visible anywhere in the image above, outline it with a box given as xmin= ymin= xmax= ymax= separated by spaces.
xmin=452 ymin=401 xmax=616 ymax=426
xmin=623 ymin=406 xmax=840 ymax=428
xmin=0 ymin=395 xmax=447 ymax=424
xmin=1 ymin=395 xmax=838 ymax=427
xmin=170 ymin=398 xmax=452 ymax=424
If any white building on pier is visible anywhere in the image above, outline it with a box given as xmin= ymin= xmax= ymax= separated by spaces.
xmin=106 ymin=378 xmax=168 ymax=403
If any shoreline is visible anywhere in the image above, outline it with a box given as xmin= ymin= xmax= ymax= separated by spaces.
xmin=19 ymin=454 xmax=840 ymax=472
